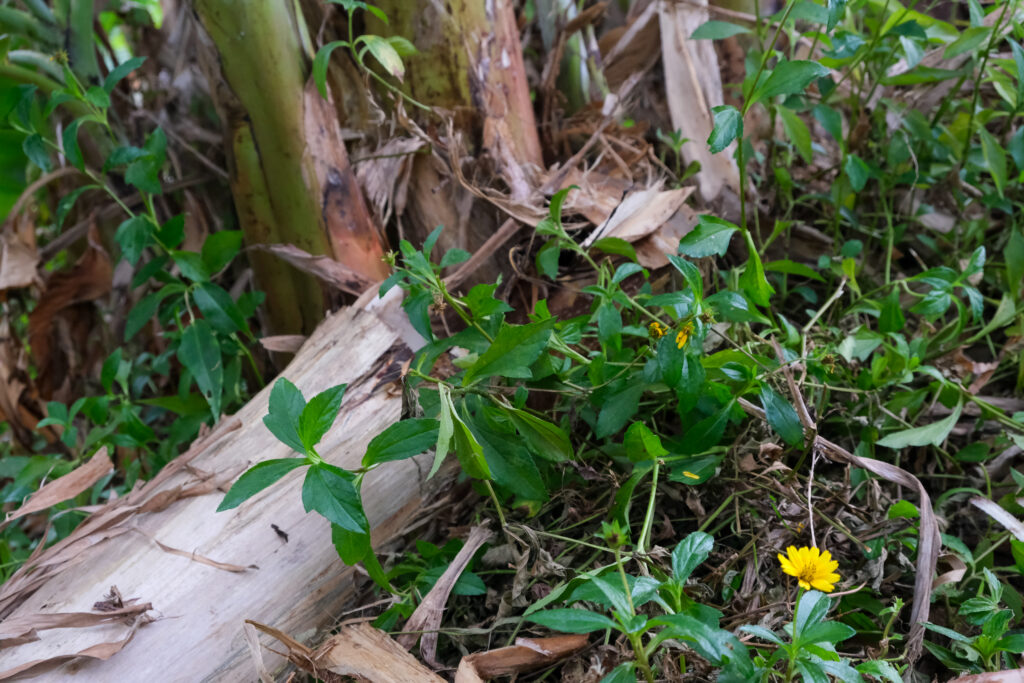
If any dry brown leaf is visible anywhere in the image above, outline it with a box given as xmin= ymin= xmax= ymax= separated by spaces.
xmin=557 ymin=168 xmax=632 ymax=226
xmin=130 ymin=526 xmax=256 ymax=573
xmin=0 ymin=602 xmax=151 ymax=645
xmin=242 ymin=622 xmax=274 ymax=683
xmin=253 ymin=244 xmax=373 ymax=295
xmin=258 ymin=335 xmax=308 ymax=353
xmin=933 ymin=553 xmax=968 ymax=590
xmin=950 ymin=671 xmax=1024 ymax=683
xmin=0 ymin=214 xmax=39 ymax=291
xmin=302 ymin=80 xmax=390 ymax=282
xmin=27 ymin=225 xmax=112 ymax=398
xmin=0 ymin=613 xmax=148 ymax=680
xmin=581 ymin=186 xmax=693 ymax=249
xmin=658 ymin=0 xmax=740 ymax=206
xmin=970 ymin=497 xmax=1024 ymax=542
xmin=397 ymin=525 xmax=494 ymax=666
xmin=455 ymin=634 xmax=589 ymax=681
xmin=3 ymin=449 xmax=113 ymax=527
xmin=634 ymin=204 xmax=698 ymax=269
xmin=354 ymin=137 xmax=425 ymax=227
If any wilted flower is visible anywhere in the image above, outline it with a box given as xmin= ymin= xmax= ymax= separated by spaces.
xmin=649 ymin=321 xmax=667 ymax=339
xmin=778 ymin=545 xmax=840 ymax=592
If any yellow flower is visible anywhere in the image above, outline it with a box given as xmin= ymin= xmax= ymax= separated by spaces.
xmin=778 ymin=546 xmax=840 ymax=593
xmin=676 ymin=322 xmax=694 ymax=349
xmin=649 ymin=321 xmax=667 ymax=339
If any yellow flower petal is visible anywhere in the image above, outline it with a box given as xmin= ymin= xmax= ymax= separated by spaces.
xmin=778 ymin=545 xmax=841 ymax=593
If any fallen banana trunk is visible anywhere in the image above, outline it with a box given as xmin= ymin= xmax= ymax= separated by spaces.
xmin=0 ymin=298 xmax=442 ymax=681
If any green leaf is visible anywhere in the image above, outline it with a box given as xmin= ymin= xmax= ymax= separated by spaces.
xmin=706 ymin=290 xmax=770 ymax=324
xmin=877 ymin=401 xmax=962 ymax=449
xmin=856 ymin=660 xmax=903 ymax=683
xmin=589 ymin=574 xmax=633 ymax=617
xmin=462 ymin=319 xmax=555 ymax=385
xmin=708 ymin=105 xmax=742 ymax=154
xmin=739 ymin=249 xmax=775 ymax=307
xmin=429 ymin=387 xmax=455 ymax=478
xmin=760 ymin=385 xmax=803 ymax=445
xmin=672 ymin=531 xmax=713 ymax=582
xmin=156 ymin=215 xmax=185 ymax=249
xmin=599 ymin=663 xmax=637 ymax=683
xmin=440 ymin=248 xmax=471 ymax=268
xmin=878 ymin=288 xmax=906 ymax=333
xmin=945 ymin=25 xmax=991 ymax=59
xmin=794 ymin=590 xmax=831 ymax=633
xmin=171 ymin=251 xmax=210 ymax=282
xmin=62 ymin=119 xmax=84 ymax=170
xmin=667 ymin=254 xmax=704 ymax=299
xmin=301 ymin=463 xmax=367 ymax=533
xmin=505 ymin=407 xmax=572 ymax=461
xmin=217 ymin=458 xmax=306 ymax=511
xmin=751 ymin=60 xmax=829 ymax=103
xmin=844 ymin=154 xmax=870 ymax=191
xmin=360 ymin=35 xmax=406 ymax=80
xmin=192 ymin=281 xmax=249 ymax=336
xmin=778 ymin=106 xmax=812 ymax=163
xmin=125 ymin=285 xmax=182 ymax=341
xmin=201 ymin=230 xmax=243 ymax=274
xmin=827 ymin=0 xmax=848 ymax=30
xmin=678 ymin=215 xmax=738 ymax=258
xmin=691 ymin=20 xmax=750 ymax=40
xmin=979 ymin=127 xmax=1007 ymax=197
xmin=591 ymin=237 xmax=637 ymax=262
xmin=362 ymin=418 xmax=439 ymax=466
xmin=84 ymin=85 xmax=110 ymax=110
xmin=103 ymin=56 xmax=146 ymax=94
xmin=813 ymin=104 xmax=843 ymax=143
xmin=332 ymin=522 xmax=371 ymax=564
xmin=595 ymin=382 xmax=645 ymax=438
xmin=23 ymin=134 xmax=50 ymax=172
xmin=56 ymin=184 xmax=98 ymax=227
xmin=451 ymin=406 xmax=491 ymax=480
xmin=625 ymin=422 xmax=668 ymax=462
xmin=313 ymin=41 xmax=348 ymax=99
xmin=764 ymin=259 xmax=824 ymax=282
xmin=739 ymin=624 xmax=784 ymax=645
xmin=299 ymin=384 xmax=348 ymax=451
xmin=536 ymin=240 xmax=560 ymax=279
xmin=263 ymin=378 xmax=307 ymax=453
xmin=526 ymin=608 xmax=618 ymax=634
xmin=176 ymin=319 xmax=223 ymax=419
xmin=115 ymin=215 xmax=155 ymax=265
xmin=801 ymin=620 xmax=856 ymax=645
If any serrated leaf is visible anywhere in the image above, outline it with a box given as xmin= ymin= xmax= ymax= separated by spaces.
xmin=301 ymin=463 xmax=367 ymax=533
xmin=678 ymin=216 xmax=738 ymax=258
xmin=751 ymin=60 xmax=829 ymax=103
xmin=708 ymin=105 xmax=742 ymax=154
xmin=672 ymin=531 xmax=713 ymax=582
xmin=115 ymin=215 xmax=154 ymax=265
xmin=505 ymin=407 xmax=572 ymax=461
xmin=299 ymin=384 xmax=348 ymax=451
xmin=176 ymin=319 xmax=222 ymax=419
xmin=760 ymin=385 xmax=803 ymax=445
xmin=263 ymin=378 xmax=307 ymax=453
xmin=362 ymin=418 xmax=439 ymax=466
xmin=217 ymin=458 xmax=306 ymax=511
xmin=462 ymin=319 xmax=555 ymax=385
xmin=192 ymin=281 xmax=249 ymax=336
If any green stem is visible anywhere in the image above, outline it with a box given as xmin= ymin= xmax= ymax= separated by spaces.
xmin=960 ymin=0 xmax=1014 ymax=162
xmin=785 ymin=588 xmax=804 ymax=682
xmin=636 ymin=459 xmax=661 ymax=554
xmin=483 ymin=480 xmax=507 ymax=528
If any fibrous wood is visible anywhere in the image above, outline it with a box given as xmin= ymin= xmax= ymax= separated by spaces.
xmin=0 ymin=302 xmax=444 ymax=681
